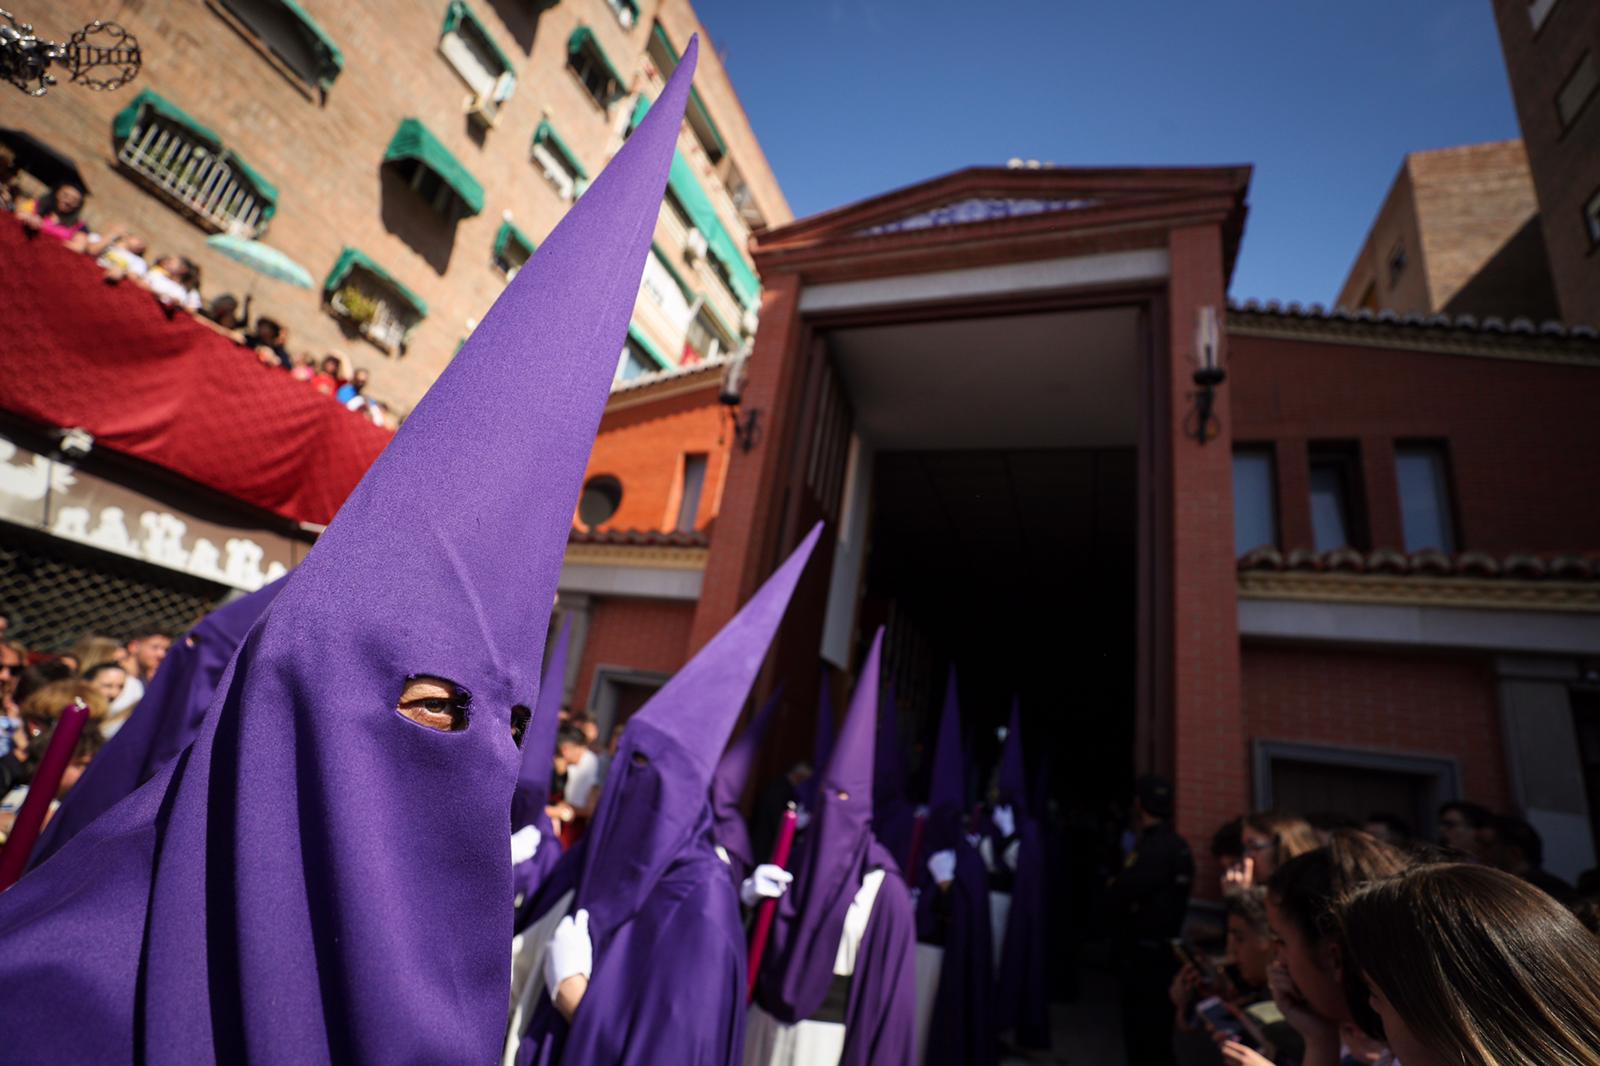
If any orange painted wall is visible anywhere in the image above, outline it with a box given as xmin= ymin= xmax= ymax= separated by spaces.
xmin=578 ymin=385 xmax=734 ymax=533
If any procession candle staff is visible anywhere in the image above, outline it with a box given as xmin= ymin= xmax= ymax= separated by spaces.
xmin=0 ymin=27 xmax=694 ymax=1066
xmin=30 ymin=578 xmax=284 ymax=869
xmin=746 ymin=802 xmax=798 ymax=997
xmin=748 ymin=628 xmax=918 ymax=1066
xmin=0 ymin=699 xmax=89 ymax=890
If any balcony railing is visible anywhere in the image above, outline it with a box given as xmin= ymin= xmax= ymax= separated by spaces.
xmin=117 ymin=117 xmax=268 ymax=237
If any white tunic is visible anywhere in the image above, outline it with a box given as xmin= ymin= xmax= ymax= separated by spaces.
xmin=503 ymin=887 xmax=575 ymax=1066
xmin=743 ymin=868 xmax=886 ymax=1066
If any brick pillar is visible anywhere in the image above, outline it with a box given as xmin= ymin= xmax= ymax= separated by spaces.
xmin=1276 ymin=436 xmax=1313 ymax=551
xmin=689 ymin=272 xmax=807 ymax=653
xmin=1362 ymin=435 xmax=1404 ymax=551
xmin=1167 ymin=224 xmax=1247 ymax=898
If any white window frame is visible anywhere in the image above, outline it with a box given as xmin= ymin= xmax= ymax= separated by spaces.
xmin=532 ymin=135 xmax=584 ymax=202
xmin=330 ymin=267 xmax=421 ymax=352
xmin=117 ymin=115 xmax=269 ymax=237
xmin=440 ymin=17 xmax=514 ymax=123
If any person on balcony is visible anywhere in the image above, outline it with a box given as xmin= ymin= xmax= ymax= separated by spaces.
xmin=17 ymin=184 xmax=89 ymax=247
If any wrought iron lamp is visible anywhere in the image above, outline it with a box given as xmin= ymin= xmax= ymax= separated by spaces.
xmin=1187 ymin=305 xmax=1226 ymax=444
xmin=1 ymin=8 xmax=140 ymax=96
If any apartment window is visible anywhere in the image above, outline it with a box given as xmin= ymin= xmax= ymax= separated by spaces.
xmin=722 ymin=160 xmax=767 ymax=231
xmin=1387 ymin=241 xmax=1407 ymax=285
xmin=531 ymin=120 xmax=588 ymax=201
xmin=492 ymin=219 xmax=534 ymax=278
xmin=684 ymin=305 xmax=733 ymax=364
xmin=212 ymin=0 xmax=343 ymax=92
xmin=663 ymin=187 xmax=693 ymax=231
xmin=1232 ymin=448 xmax=1278 ymax=557
xmin=112 ymin=90 xmax=278 ymax=237
xmin=439 ymin=1 xmax=515 ymax=126
xmin=615 ymin=340 xmax=655 ymax=382
xmin=382 ymin=118 xmax=485 ymax=220
xmin=676 ymin=454 xmax=708 ymax=532
xmin=324 ymin=247 xmax=427 ymax=354
xmin=1530 ymin=0 xmax=1559 ymax=30
xmin=1309 ymin=444 xmax=1366 ymax=552
xmin=1557 ymin=52 xmax=1598 ymax=130
xmin=567 ymin=26 xmax=623 ymax=109
xmin=1585 ymin=186 xmax=1600 ymax=246
xmin=1395 ymin=443 xmax=1456 ymax=553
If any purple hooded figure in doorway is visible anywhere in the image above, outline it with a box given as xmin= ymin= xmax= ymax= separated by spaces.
xmin=512 ymin=519 xmax=823 ymax=1065
xmin=749 ymin=628 xmax=918 ymax=1065
xmin=712 ymin=681 xmax=784 ymax=883
xmin=512 ymin=616 xmax=573 ymax=905
xmin=914 ymin=667 xmax=998 ymax=1066
xmin=873 ymin=680 xmax=917 ymax=870
xmin=0 ymin=26 xmax=689 ymax=1065
xmin=795 ymin=664 xmax=837 ymax=810
xmin=990 ymin=700 xmax=1051 ymax=1049
xmin=29 ymin=576 xmax=284 ymax=869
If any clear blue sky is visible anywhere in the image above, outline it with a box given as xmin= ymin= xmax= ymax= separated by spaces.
xmin=690 ymin=0 xmax=1521 ymax=305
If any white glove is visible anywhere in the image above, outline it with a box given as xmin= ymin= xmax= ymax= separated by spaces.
xmin=793 ymin=806 xmax=812 ymax=831
xmin=965 ymin=832 xmax=984 ymax=851
xmin=510 ymin=824 xmax=541 ymax=866
xmin=913 ymin=804 xmax=929 ymax=819
xmin=544 ymin=908 xmax=593 ymax=1002
xmin=1003 ymin=839 xmax=1021 ymax=872
xmin=927 ymin=848 xmax=957 ymax=886
xmin=992 ymin=804 xmax=1016 ymax=839
xmin=740 ymin=863 xmax=794 ymax=907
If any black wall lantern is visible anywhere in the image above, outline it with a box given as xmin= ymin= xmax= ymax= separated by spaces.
xmin=1187 ymin=305 xmax=1225 ymax=444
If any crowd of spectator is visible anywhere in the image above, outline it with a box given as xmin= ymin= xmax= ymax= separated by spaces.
xmin=0 ymin=615 xmax=172 ymax=840
xmin=1 ymin=153 xmax=399 ymax=431
xmin=1149 ymin=799 xmax=1600 ymax=1066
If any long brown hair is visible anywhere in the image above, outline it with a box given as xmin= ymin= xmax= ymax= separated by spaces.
xmin=1339 ymin=863 xmax=1600 ymax=1066
xmin=1246 ymin=809 xmax=1321 ymax=870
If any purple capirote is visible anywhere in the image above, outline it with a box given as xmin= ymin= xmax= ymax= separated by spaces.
xmin=0 ymin=19 xmax=686 ymax=1062
xmin=517 ymin=515 xmax=824 ymax=1065
xmin=712 ymin=681 xmax=784 ymax=882
xmin=30 ymin=576 xmax=284 ymax=869
xmin=755 ymin=628 xmax=918 ymax=1065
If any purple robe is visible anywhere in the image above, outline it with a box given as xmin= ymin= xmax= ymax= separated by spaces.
xmin=512 ymin=617 xmax=573 ymax=903
xmin=515 ymin=502 xmax=822 ymax=1063
xmin=0 ymin=27 xmax=687 ymax=1062
xmin=873 ymin=681 xmax=916 ymax=869
xmin=916 ymin=667 xmax=998 ymax=1066
xmin=755 ymin=630 xmax=917 ymax=1065
xmin=712 ymin=683 xmax=784 ymax=883
xmin=29 ymin=577 xmax=283 ymax=868
xmin=992 ymin=701 xmax=1051 ymax=1049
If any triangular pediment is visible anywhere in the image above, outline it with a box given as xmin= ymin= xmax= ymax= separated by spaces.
xmin=852 ymin=195 xmax=1102 ymax=237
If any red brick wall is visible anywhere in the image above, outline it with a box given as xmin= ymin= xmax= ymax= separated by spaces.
xmin=572 ymin=597 xmax=695 ymax=711
xmin=1241 ymin=644 xmax=1510 ymax=812
xmin=583 ymin=384 xmax=731 ymax=533
xmin=1230 ymin=331 xmax=1600 ymax=556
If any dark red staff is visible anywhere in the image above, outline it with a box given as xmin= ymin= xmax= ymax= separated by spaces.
xmin=746 ymin=802 xmax=798 ymax=999
xmin=0 ymin=699 xmax=90 ymax=891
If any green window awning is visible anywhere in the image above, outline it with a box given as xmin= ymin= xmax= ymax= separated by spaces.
xmin=645 ymin=23 xmax=726 ymax=160
xmin=324 ymin=247 xmax=428 ymax=317
xmin=494 ymin=219 xmax=535 ymax=263
xmin=650 ymin=242 xmax=692 ymax=301
xmin=627 ymin=322 xmax=672 ymax=370
xmin=667 ymin=151 xmax=760 ymax=310
xmin=441 ymin=0 xmax=514 ymax=78
xmin=383 ymin=118 xmax=485 ymax=216
xmin=112 ymin=89 xmax=280 ymax=220
xmin=567 ymin=25 xmax=624 ymax=92
xmin=532 ymin=119 xmax=588 ymax=181
xmin=277 ymin=0 xmax=344 ymax=88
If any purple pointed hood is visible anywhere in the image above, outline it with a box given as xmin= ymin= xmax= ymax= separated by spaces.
xmin=796 ymin=666 xmax=836 ymax=808
xmin=0 ymin=39 xmax=692 ymax=1064
xmin=997 ymin=697 xmax=1028 ymax=815
xmin=711 ymin=681 xmax=783 ymax=872
xmin=512 ymin=616 xmax=573 ymax=833
xmin=756 ymin=627 xmax=885 ymax=1023
xmin=926 ymin=666 xmax=967 ymax=852
xmin=575 ymin=522 xmax=822 ymax=940
xmin=30 ymin=577 xmax=284 ymax=868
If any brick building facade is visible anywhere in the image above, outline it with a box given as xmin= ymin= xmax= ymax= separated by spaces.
xmin=10 ymin=0 xmax=785 ymax=410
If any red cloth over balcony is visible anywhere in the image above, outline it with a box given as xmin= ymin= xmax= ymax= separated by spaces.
xmin=0 ymin=217 xmax=391 ymax=526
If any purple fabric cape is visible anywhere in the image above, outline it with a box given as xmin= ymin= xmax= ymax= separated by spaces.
xmin=711 ymin=682 xmax=783 ymax=883
xmin=992 ymin=700 xmax=1051 ymax=1049
xmin=873 ymin=680 xmax=916 ymax=869
xmin=512 ymin=616 xmax=572 ymax=903
xmin=795 ymin=664 xmax=836 ymax=809
xmin=755 ymin=630 xmax=917 ymax=1064
xmin=0 ymin=25 xmax=682 ymax=1061
xmin=29 ymin=577 xmax=283 ymax=868
xmin=915 ymin=666 xmax=998 ymax=1066
xmin=516 ymin=502 xmax=823 ymax=1065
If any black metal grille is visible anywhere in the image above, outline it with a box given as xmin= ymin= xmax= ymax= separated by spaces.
xmin=0 ymin=522 xmax=229 ymax=652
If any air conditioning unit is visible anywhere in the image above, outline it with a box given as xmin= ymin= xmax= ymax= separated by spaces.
xmin=466 ymin=93 xmax=498 ymax=130
xmin=685 ymin=227 xmax=708 ymax=261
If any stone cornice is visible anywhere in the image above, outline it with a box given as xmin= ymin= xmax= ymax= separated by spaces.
xmin=563 ymin=542 xmax=709 ymax=571
xmin=1237 ymin=570 xmax=1600 ymax=613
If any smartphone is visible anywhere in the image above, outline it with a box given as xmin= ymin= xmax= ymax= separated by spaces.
xmin=1194 ymin=996 xmax=1260 ymax=1051
xmin=1169 ymin=938 xmax=1220 ymax=985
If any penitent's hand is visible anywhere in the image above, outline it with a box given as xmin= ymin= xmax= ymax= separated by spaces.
xmin=991 ymin=804 xmax=1015 ymax=838
xmin=928 ymin=849 xmax=957 ymax=887
xmin=545 ymin=909 xmax=593 ymax=1022
xmin=740 ymin=864 xmax=794 ymax=907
